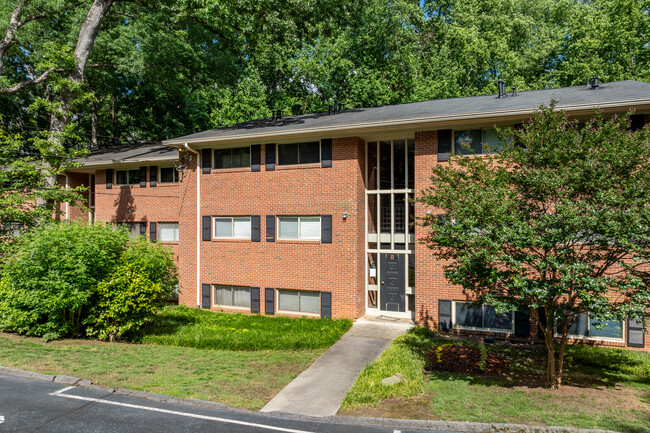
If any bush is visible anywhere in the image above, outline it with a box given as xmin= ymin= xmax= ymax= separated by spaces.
xmin=0 ymin=222 xmax=128 ymax=336
xmin=85 ymin=239 xmax=178 ymax=341
xmin=0 ymin=222 xmax=177 ymax=339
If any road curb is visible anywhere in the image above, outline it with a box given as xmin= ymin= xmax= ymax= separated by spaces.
xmin=0 ymin=365 xmax=621 ymax=433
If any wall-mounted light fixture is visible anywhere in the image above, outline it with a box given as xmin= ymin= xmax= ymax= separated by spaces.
xmin=343 ymin=211 xmax=348 ymax=220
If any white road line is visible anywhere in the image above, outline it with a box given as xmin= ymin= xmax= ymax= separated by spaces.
xmin=49 ymin=387 xmax=315 ymax=433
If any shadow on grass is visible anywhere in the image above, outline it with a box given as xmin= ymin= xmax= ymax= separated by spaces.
xmin=129 ymin=308 xmax=199 ymax=341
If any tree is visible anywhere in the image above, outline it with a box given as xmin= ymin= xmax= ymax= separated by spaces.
xmin=418 ymin=106 xmax=650 ymax=388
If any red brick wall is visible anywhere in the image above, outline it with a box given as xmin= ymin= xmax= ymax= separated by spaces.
xmin=67 ymin=172 xmax=90 ymax=222
xmin=178 ymin=138 xmax=366 ymax=319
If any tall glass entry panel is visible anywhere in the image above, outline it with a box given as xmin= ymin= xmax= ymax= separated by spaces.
xmin=365 ymin=139 xmax=415 ymax=315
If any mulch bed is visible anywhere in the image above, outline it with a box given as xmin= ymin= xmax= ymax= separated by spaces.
xmin=426 ymin=344 xmax=507 ymax=376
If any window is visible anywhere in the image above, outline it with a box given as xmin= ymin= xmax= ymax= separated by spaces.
xmin=454 ymin=301 xmax=514 ymax=332
xmin=214 ymin=285 xmax=250 ymax=308
xmin=278 ymin=289 xmax=320 ymax=314
xmin=213 ymin=217 xmax=251 ymax=239
xmin=278 ymin=216 xmax=320 ymax=240
xmin=115 ymin=169 xmax=140 ymax=185
xmin=160 ymin=167 xmax=179 ymax=183
xmin=159 ymin=222 xmax=179 ymax=242
xmin=559 ymin=313 xmax=624 ymax=340
xmin=453 ymin=129 xmax=505 ymax=155
xmin=277 ymin=142 xmax=320 ymax=165
xmin=2 ymin=222 xmax=22 ymax=237
xmin=213 ymin=146 xmax=250 ymax=169
xmin=117 ymin=222 xmax=141 ymax=239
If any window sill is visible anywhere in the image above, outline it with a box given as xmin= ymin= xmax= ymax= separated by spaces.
xmin=556 ymin=334 xmax=624 ymax=343
xmin=276 ymin=239 xmax=321 ymax=244
xmin=158 ymin=182 xmax=180 ymax=186
xmin=276 ymin=163 xmax=321 ymax=170
xmin=159 ymin=241 xmax=179 ymax=245
xmin=211 ymin=238 xmax=251 ymax=243
xmin=213 ymin=304 xmax=250 ymax=311
xmin=209 ymin=167 xmax=251 ymax=174
xmin=454 ymin=326 xmax=514 ymax=334
xmin=277 ymin=309 xmax=320 ymax=317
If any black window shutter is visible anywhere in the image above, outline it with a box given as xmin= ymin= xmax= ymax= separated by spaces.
xmin=537 ymin=307 xmax=547 ymax=339
xmin=202 ymin=215 xmax=211 ymax=241
xmin=320 ymin=291 xmax=332 ymax=318
xmin=321 ymin=215 xmax=332 ymax=243
xmin=628 ymin=319 xmax=645 ymax=348
xmin=250 ymin=287 xmax=260 ymax=314
xmin=201 ymin=284 xmax=211 ymax=309
xmin=149 ymin=222 xmax=157 ymax=242
xmin=106 ymin=169 xmax=113 ymax=189
xmin=514 ymin=310 xmax=530 ymax=337
xmin=438 ymin=299 xmax=452 ymax=331
xmin=139 ymin=167 xmax=147 ymax=187
xmin=251 ymin=144 xmax=261 ymax=172
xmin=150 ymin=165 xmax=157 ymax=187
xmin=630 ymin=114 xmax=645 ymax=131
xmin=251 ymin=215 xmax=261 ymax=242
xmin=139 ymin=222 xmax=147 ymax=237
xmin=437 ymin=129 xmax=451 ymax=162
xmin=321 ymin=139 xmax=332 ymax=168
xmin=201 ymin=148 xmax=211 ymax=174
xmin=266 ymin=215 xmax=275 ymax=242
xmin=265 ymin=143 xmax=276 ymax=171
xmin=265 ymin=288 xmax=275 ymax=315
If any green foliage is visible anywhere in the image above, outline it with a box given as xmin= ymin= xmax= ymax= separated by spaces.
xmin=133 ymin=305 xmax=352 ymax=350
xmin=418 ymin=107 xmax=650 ymax=386
xmin=478 ymin=341 xmax=487 ymax=371
xmin=0 ymin=221 xmax=178 ymax=339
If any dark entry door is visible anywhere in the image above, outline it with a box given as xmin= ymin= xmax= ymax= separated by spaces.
xmin=379 ymin=253 xmax=405 ymax=312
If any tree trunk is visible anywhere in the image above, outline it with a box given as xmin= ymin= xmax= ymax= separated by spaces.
xmin=91 ymin=100 xmax=98 ymax=149
xmin=544 ymin=324 xmax=557 ymax=388
xmin=36 ymin=0 xmax=114 ymax=210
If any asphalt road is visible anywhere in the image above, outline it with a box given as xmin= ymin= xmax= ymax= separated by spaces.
xmin=0 ymin=374 xmax=436 ymax=433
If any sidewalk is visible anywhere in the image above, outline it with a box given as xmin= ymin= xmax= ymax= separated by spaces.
xmin=260 ymin=317 xmax=413 ymax=417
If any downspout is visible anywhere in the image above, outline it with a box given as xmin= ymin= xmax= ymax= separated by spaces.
xmin=183 ymin=143 xmax=201 ymax=308
xmin=65 ymin=174 xmax=69 ymax=220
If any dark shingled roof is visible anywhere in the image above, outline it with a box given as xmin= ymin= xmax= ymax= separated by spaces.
xmin=165 ymin=80 xmax=650 ymax=144
xmin=74 ymin=142 xmax=177 ymax=167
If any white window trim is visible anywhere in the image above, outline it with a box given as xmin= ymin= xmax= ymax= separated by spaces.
xmin=452 ymin=301 xmax=515 ymax=334
xmin=158 ymin=222 xmax=179 ymax=242
xmin=114 ymin=169 xmax=141 ymax=186
xmin=212 ymin=146 xmax=252 ymax=170
xmin=212 ymin=216 xmax=251 ymax=240
xmin=556 ymin=313 xmax=625 ymax=342
xmin=158 ymin=166 xmax=179 ymax=184
xmin=276 ymin=289 xmax=321 ymax=315
xmin=277 ymin=216 xmax=321 ymax=240
xmin=212 ymin=285 xmax=251 ymax=309
xmin=276 ymin=141 xmax=322 ymax=166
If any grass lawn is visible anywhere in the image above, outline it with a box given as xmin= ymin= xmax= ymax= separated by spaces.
xmin=0 ymin=306 xmax=352 ymax=409
xmin=340 ymin=328 xmax=650 ymax=433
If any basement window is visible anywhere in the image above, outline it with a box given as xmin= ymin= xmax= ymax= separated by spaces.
xmin=115 ymin=169 xmax=140 ymax=185
xmin=557 ymin=313 xmax=624 ymax=341
xmin=214 ymin=285 xmax=250 ymax=308
xmin=277 ymin=142 xmax=320 ymax=165
xmin=278 ymin=289 xmax=320 ymax=314
xmin=453 ymin=301 xmax=514 ymax=333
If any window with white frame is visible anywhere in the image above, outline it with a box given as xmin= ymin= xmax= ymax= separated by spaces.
xmin=557 ymin=312 xmax=624 ymax=340
xmin=214 ymin=285 xmax=250 ymax=308
xmin=453 ymin=301 xmax=514 ymax=332
xmin=213 ymin=146 xmax=250 ymax=169
xmin=159 ymin=222 xmax=179 ymax=242
xmin=277 ymin=142 xmax=320 ymax=165
xmin=213 ymin=216 xmax=251 ymax=239
xmin=278 ymin=289 xmax=320 ymax=314
xmin=159 ymin=166 xmax=179 ymax=183
xmin=278 ymin=216 xmax=320 ymax=240
xmin=453 ymin=129 xmax=505 ymax=155
xmin=115 ymin=169 xmax=140 ymax=185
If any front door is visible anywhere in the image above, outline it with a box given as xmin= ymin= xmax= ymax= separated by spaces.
xmin=379 ymin=253 xmax=405 ymax=312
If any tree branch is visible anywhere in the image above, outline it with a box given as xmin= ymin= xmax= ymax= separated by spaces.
xmin=0 ymin=68 xmax=64 ymax=94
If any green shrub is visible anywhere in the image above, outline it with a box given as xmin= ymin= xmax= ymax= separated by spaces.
xmin=0 ymin=222 xmax=178 ymax=339
xmin=0 ymin=222 xmax=128 ymax=336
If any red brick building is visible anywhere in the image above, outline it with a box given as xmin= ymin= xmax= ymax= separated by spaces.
xmin=67 ymin=80 xmax=650 ymax=350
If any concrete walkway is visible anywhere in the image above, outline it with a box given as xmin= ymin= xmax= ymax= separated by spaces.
xmin=260 ymin=317 xmax=413 ymax=417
